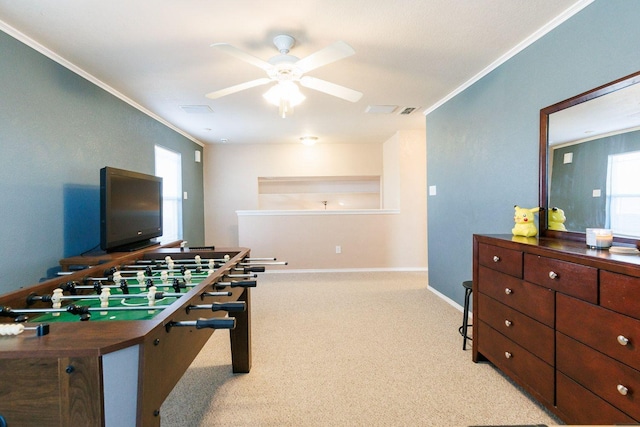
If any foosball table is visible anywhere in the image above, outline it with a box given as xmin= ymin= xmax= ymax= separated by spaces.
xmin=0 ymin=243 xmax=269 ymax=426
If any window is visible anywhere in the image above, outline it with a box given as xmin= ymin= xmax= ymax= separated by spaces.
xmin=155 ymin=145 xmax=182 ymax=241
xmin=606 ymin=150 xmax=640 ymax=237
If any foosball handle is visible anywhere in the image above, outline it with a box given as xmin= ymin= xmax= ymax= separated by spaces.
xmin=165 ymin=317 xmax=236 ymax=332
xmin=232 ymin=280 xmax=257 ymax=288
xmin=35 ymin=323 xmax=50 ymax=336
xmin=215 ymin=280 xmax=257 ymax=289
xmin=211 ymin=302 xmax=246 ymax=312
xmin=0 ymin=306 xmax=18 ymax=319
xmin=196 ymin=318 xmax=236 ymax=330
xmin=61 ymin=281 xmax=78 ymax=295
xmin=26 ymin=292 xmax=43 ymax=306
xmin=243 ymin=266 xmax=266 ymax=273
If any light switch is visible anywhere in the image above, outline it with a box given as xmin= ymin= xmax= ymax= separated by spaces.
xmin=195 ymin=150 xmax=201 ymax=163
xmin=593 ymin=189 xmax=601 ymax=197
xmin=429 ymin=185 xmax=437 ymax=196
xmin=563 ymin=152 xmax=573 ymax=164
xmin=183 ymin=191 xmax=188 ymax=200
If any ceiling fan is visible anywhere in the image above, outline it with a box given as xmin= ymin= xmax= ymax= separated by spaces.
xmin=205 ymin=35 xmax=363 ymax=117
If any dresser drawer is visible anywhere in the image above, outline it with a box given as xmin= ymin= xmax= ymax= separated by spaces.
xmin=601 ymin=270 xmax=640 ymax=321
xmin=478 ymin=293 xmax=553 ymax=364
xmin=477 ymin=265 xmax=554 ymax=327
xmin=557 ymin=371 xmax=637 ymax=425
xmin=477 ymin=243 xmax=523 ymax=278
xmin=478 ymin=321 xmax=554 ymax=404
xmin=557 ymin=293 xmax=640 ymax=370
xmin=557 ymin=332 xmax=640 ymax=420
xmin=524 ymin=254 xmax=597 ymax=303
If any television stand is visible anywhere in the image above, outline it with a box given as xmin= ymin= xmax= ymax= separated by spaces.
xmin=108 ymin=239 xmax=159 ymax=253
xmin=59 ymin=240 xmax=173 ymax=271
xmin=59 ymin=252 xmax=119 ymax=272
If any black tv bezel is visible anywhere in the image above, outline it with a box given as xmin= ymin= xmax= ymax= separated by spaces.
xmin=100 ymin=166 xmax=163 ymax=252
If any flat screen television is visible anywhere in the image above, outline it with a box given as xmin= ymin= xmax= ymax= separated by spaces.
xmin=100 ymin=166 xmax=163 ymax=252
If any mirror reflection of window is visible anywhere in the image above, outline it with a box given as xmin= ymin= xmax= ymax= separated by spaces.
xmin=606 ymin=150 xmax=640 ymax=237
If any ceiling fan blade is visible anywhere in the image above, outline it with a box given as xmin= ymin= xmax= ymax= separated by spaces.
xmin=211 ymin=43 xmax=273 ymax=71
xmin=205 ymin=78 xmax=272 ymax=99
xmin=295 ymin=41 xmax=355 ymax=73
xmin=299 ymin=76 xmax=363 ymax=102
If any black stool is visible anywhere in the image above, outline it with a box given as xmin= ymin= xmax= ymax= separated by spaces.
xmin=458 ymin=280 xmax=473 ymax=350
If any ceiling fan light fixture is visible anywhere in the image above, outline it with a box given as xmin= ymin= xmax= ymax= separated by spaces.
xmin=263 ymin=81 xmax=305 ymax=106
xmin=300 ymin=136 xmax=318 ymax=146
xmin=263 ymin=81 xmax=305 ymax=118
xmin=207 ymin=35 xmax=360 ymax=113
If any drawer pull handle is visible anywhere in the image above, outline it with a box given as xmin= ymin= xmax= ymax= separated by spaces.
xmin=617 ymin=384 xmax=629 ymax=396
xmin=548 ymin=271 xmax=558 ymax=279
xmin=493 ymin=255 xmax=500 ymax=262
xmin=505 ymin=351 xmax=512 ymax=359
xmin=504 ymin=288 xmax=513 ymax=295
xmin=505 ymin=320 xmax=512 ymax=327
xmin=617 ymin=335 xmax=630 ymax=346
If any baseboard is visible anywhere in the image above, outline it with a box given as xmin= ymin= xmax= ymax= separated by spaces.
xmin=428 ymin=285 xmax=466 ymax=314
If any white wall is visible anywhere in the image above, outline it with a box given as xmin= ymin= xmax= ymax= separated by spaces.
xmin=382 ymin=133 xmax=400 ymax=209
xmin=237 ymin=210 xmax=404 ymax=270
xmin=384 ymin=130 xmax=428 ymax=266
xmin=204 ymin=142 xmax=383 ymax=247
xmin=207 ymin=130 xmax=427 ymax=271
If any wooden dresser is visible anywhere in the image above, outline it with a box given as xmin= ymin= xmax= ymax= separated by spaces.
xmin=473 ymin=234 xmax=640 ymax=424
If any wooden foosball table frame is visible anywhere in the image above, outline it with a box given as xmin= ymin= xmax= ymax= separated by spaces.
xmin=0 ymin=243 xmax=252 ymax=426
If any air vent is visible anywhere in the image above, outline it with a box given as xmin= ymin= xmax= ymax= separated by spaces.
xmin=365 ymin=105 xmax=398 ymax=114
xmin=398 ymin=107 xmax=418 ymax=115
xmin=179 ymin=105 xmax=213 ymax=114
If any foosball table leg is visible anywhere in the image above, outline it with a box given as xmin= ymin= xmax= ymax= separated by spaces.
xmin=229 ymin=287 xmax=251 ymax=373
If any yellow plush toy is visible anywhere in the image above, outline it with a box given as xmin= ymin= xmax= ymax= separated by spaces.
xmin=512 ymin=205 xmax=540 ymax=237
xmin=548 ymin=207 xmax=567 ymax=231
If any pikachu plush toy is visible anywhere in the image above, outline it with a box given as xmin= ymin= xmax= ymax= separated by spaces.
xmin=512 ymin=205 xmax=540 ymax=237
xmin=548 ymin=207 xmax=567 ymax=231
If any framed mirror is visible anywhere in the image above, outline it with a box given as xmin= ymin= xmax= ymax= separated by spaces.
xmin=540 ymin=70 xmax=640 ymax=245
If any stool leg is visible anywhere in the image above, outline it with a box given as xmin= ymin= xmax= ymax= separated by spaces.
xmin=462 ymin=288 xmax=472 ymax=350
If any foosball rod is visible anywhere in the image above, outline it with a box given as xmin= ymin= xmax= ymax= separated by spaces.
xmin=56 ymin=271 xmax=210 ymax=284
xmin=214 ymin=280 xmax=257 ymax=288
xmin=135 ymin=256 xmax=231 ymax=265
xmin=68 ymin=281 xmax=192 ymax=291
xmin=165 ymin=317 xmax=236 ymax=332
xmin=1 ymin=304 xmax=171 ymax=317
xmin=239 ymin=261 xmax=288 ymax=266
xmin=114 ymin=267 xmax=213 ymax=275
xmin=200 ymin=291 xmax=233 ymax=299
xmin=0 ymin=323 xmax=50 ymax=336
xmin=186 ymin=301 xmax=246 ymax=314
xmin=232 ymin=266 xmax=266 ymax=273
xmin=26 ymin=291 xmax=183 ymax=305
xmin=225 ymin=273 xmax=257 ymax=279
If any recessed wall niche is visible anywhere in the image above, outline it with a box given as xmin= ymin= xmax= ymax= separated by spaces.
xmin=258 ymin=176 xmax=381 ymax=210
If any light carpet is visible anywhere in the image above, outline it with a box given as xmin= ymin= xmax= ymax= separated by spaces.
xmin=161 ymin=271 xmax=562 ymax=426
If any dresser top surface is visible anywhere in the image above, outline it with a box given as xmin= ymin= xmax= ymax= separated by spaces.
xmin=475 ymin=234 xmax=640 ymax=274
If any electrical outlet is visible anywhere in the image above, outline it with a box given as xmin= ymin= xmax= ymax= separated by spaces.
xmin=335 ymin=246 xmax=341 ymax=254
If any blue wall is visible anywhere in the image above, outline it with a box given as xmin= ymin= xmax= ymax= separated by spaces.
xmin=0 ymin=31 xmax=205 ymax=293
xmin=426 ymin=0 xmax=640 ymax=304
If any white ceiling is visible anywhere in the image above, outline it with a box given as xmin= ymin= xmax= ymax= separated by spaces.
xmin=0 ymin=0 xmax=590 ymax=146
